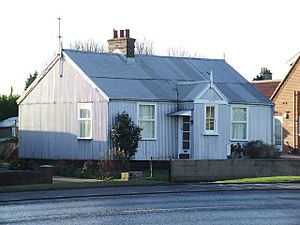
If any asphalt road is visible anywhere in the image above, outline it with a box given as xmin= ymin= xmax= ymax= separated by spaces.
xmin=1 ymin=189 xmax=300 ymax=225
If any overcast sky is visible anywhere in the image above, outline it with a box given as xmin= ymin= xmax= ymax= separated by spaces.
xmin=0 ymin=0 xmax=299 ymax=95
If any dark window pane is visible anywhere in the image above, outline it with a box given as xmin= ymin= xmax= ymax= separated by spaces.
xmin=183 ymin=117 xmax=190 ymax=122
xmin=183 ymin=123 xmax=190 ymax=131
xmin=210 ymin=107 xmax=215 ymax=117
xmin=209 ymin=120 xmax=214 ymax=130
xmin=206 ymin=107 xmax=210 ymax=117
xmin=183 ymin=141 xmax=190 ymax=149
xmin=183 ymin=132 xmax=190 ymax=140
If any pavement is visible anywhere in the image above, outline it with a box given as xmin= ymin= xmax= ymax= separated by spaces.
xmin=1 ymin=182 xmax=300 ymax=203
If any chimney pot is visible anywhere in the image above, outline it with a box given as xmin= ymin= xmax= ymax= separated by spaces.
xmin=120 ymin=30 xmax=124 ymax=38
xmin=113 ymin=29 xmax=118 ymax=38
xmin=125 ymin=29 xmax=130 ymax=38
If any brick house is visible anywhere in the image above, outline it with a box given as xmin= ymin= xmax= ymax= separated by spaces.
xmin=252 ymin=54 xmax=300 ymax=153
xmin=272 ymin=54 xmax=300 ymax=154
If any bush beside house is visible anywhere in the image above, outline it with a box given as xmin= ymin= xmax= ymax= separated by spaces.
xmin=243 ymin=140 xmax=279 ymax=158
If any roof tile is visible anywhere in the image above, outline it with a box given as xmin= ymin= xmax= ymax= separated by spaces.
xmin=251 ymin=80 xmax=281 ymax=98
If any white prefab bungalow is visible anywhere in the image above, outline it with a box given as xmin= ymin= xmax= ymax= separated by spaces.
xmin=18 ymin=30 xmax=273 ymax=160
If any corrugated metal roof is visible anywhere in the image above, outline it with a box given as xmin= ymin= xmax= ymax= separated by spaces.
xmin=168 ymin=110 xmax=192 ymax=116
xmin=0 ymin=117 xmax=18 ymax=128
xmin=177 ymin=82 xmax=208 ymax=101
xmin=92 ymin=78 xmax=176 ymax=101
xmin=63 ymin=50 xmax=272 ymax=105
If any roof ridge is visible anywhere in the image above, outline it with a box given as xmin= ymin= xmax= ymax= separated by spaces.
xmin=251 ymin=79 xmax=282 ymax=83
xmin=63 ymin=49 xmax=225 ymax=61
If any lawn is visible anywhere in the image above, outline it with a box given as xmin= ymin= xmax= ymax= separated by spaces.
xmin=143 ymin=169 xmax=169 ymax=181
xmin=216 ymin=176 xmax=300 ymax=183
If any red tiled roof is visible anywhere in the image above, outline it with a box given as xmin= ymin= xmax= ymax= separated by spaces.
xmin=251 ymin=80 xmax=281 ymax=99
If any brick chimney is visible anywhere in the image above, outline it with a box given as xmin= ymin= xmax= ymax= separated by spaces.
xmin=253 ymin=67 xmax=273 ymax=81
xmin=259 ymin=67 xmax=273 ymax=80
xmin=107 ymin=29 xmax=136 ymax=57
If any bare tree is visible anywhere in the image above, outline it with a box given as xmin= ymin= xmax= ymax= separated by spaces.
xmin=69 ymin=40 xmax=106 ymax=53
xmin=135 ymin=38 xmax=154 ymax=55
xmin=166 ymin=46 xmax=191 ymax=57
xmin=166 ymin=46 xmax=204 ymax=58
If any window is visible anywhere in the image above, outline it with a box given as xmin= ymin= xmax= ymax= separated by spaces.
xmin=274 ymin=117 xmax=282 ymax=146
xmin=231 ymin=106 xmax=247 ymax=140
xmin=78 ymin=103 xmax=92 ymax=139
xmin=205 ymin=105 xmax=216 ymax=132
xmin=138 ymin=103 xmax=156 ymax=139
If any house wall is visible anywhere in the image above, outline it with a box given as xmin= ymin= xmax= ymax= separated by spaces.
xmin=192 ymin=103 xmax=273 ymax=159
xmin=248 ymin=105 xmax=273 ymax=144
xmin=273 ymin=58 xmax=300 ymax=153
xmin=19 ymin=58 xmax=109 ymax=160
xmin=108 ymin=101 xmax=177 ymax=160
xmin=193 ymin=103 xmax=230 ymax=159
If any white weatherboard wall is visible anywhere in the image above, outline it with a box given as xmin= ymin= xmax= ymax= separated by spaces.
xmin=108 ymin=101 xmax=177 ymax=160
xmin=193 ymin=103 xmax=230 ymax=159
xmin=192 ymin=104 xmax=273 ymax=159
xmin=19 ymin=59 xmax=109 ymax=160
xmin=248 ymin=105 xmax=273 ymax=143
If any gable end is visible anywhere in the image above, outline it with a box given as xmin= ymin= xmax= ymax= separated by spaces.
xmin=271 ymin=55 xmax=300 ymax=101
xmin=63 ymin=52 xmax=109 ymax=101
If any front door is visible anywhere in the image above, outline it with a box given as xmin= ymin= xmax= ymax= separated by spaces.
xmin=274 ymin=116 xmax=283 ymax=152
xmin=178 ymin=116 xmax=191 ymax=159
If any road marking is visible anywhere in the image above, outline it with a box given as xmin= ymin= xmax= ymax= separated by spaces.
xmin=123 ymin=205 xmax=243 ymax=214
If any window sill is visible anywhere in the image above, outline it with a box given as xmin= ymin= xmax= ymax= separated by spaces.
xmin=141 ymin=138 xmax=157 ymax=141
xmin=230 ymin=139 xmax=248 ymax=142
xmin=77 ymin=137 xmax=93 ymax=140
xmin=202 ymin=132 xmax=219 ymax=136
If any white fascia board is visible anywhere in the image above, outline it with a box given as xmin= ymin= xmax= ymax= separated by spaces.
xmin=17 ymin=54 xmax=61 ymax=104
xmin=212 ymin=84 xmax=228 ymax=102
xmin=195 ymin=99 xmax=228 ymax=104
xmin=63 ymin=52 xmax=109 ymax=102
xmin=194 ymin=83 xmax=228 ymax=104
xmin=193 ymin=83 xmax=210 ymax=101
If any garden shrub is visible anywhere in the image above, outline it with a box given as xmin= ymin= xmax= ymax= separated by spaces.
xmin=97 ymin=160 xmax=125 ymax=180
xmin=8 ymin=159 xmax=37 ymax=170
xmin=79 ymin=160 xmax=98 ymax=178
xmin=243 ymin=140 xmax=279 ymax=159
xmin=111 ymin=112 xmax=142 ymax=160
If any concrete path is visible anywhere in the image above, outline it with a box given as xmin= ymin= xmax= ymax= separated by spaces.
xmin=1 ymin=182 xmax=300 ymax=203
xmin=280 ymin=153 xmax=300 ymax=159
xmin=53 ymin=176 xmax=99 ymax=183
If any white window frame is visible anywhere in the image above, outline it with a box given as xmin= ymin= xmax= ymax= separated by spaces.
xmin=77 ymin=103 xmax=92 ymax=140
xmin=137 ymin=102 xmax=157 ymax=140
xmin=203 ymin=104 xmax=218 ymax=135
xmin=274 ymin=116 xmax=283 ymax=152
xmin=230 ymin=105 xmax=249 ymax=141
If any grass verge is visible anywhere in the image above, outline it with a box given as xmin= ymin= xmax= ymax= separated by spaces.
xmin=216 ymin=176 xmax=300 ymax=183
xmin=0 ymin=169 xmax=169 ymax=192
xmin=0 ymin=178 xmax=167 ymax=193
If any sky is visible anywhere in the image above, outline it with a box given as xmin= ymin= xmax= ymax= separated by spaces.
xmin=0 ymin=0 xmax=299 ymax=95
